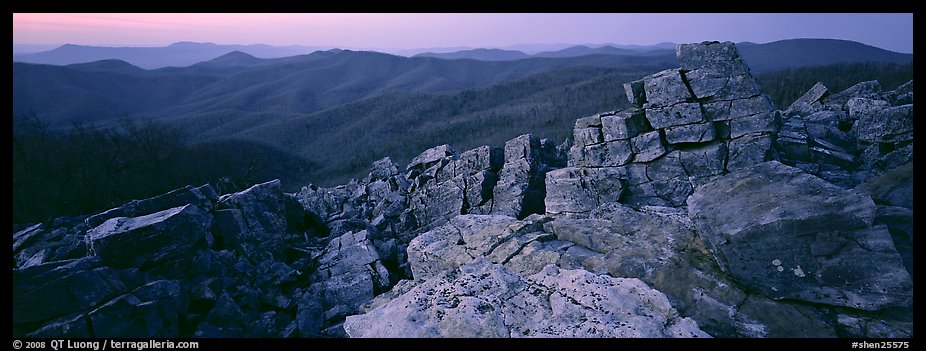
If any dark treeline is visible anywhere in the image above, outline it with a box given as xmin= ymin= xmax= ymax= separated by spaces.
xmin=757 ymin=62 xmax=913 ymax=109
xmin=12 ymin=115 xmax=314 ymax=226
xmin=247 ymin=66 xmax=660 ymax=186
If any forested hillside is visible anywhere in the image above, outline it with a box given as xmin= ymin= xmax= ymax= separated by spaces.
xmin=756 ymin=62 xmax=913 ymax=108
xmin=11 ymin=52 xmax=913 ymax=226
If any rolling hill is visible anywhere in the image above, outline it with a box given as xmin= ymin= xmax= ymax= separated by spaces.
xmin=405 ymin=39 xmax=911 ymax=73
xmin=415 ymin=48 xmax=531 ymax=61
xmin=12 ymin=42 xmax=331 ymax=69
xmin=12 ymin=38 xmax=913 ymax=188
xmin=736 ymin=38 xmax=912 ymax=73
xmin=13 ymin=49 xmax=676 ymax=128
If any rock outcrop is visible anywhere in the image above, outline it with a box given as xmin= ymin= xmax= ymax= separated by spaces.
xmin=13 ymin=41 xmax=913 ymax=339
xmin=344 ymin=259 xmax=709 ymax=338
xmin=551 ymin=41 xmax=777 ymax=211
xmin=776 ymin=78 xmax=913 ymax=188
xmin=688 ymin=161 xmax=912 ymax=311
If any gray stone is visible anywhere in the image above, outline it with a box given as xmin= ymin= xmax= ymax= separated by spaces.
xmin=688 ymin=161 xmax=912 ymax=310
xmin=88 ymin=280 xmax=186 ymax=338
xmin=787 ymin=82 xmax=828 ymax=112
xmin=457 ymin=145 xmax=503 ymax=174
xmin=734 ymin=295 xmax=836 ymax=338
xmin=643 ymin=69 xmax=692 ymax=108
xmin=823 ymin=80 xmax=882 ymax=107
xmin=631 ymin=131 xmax=667 ymax=163
xmin=574 ymin=114 xmax=602 ymax=129
xmin=677 ymin=41 xmax=749 ymax=74
xmin=645 ymin=103 xmax=704 ymax=129
xmin=573 ymin=127 xmax=602 ymax=147
xmin=855 ymin=162 xmax=913 ymax=209
xmin=686 ymin=73 xmax=762 ymax=102
xmin=579 ymin=140 xmax=633 ymax=167
xmin=492 ymin=134 xmax=546 ymax=219
xmin=368 ymin=157 xmax=399 ymax=181
xmin=729 ymin=95 xmax=775 ymax=120
xmin=544 ymin=167 xmax=624 ymax=215
xmin=847 ymin=97 xmax=891 ymax=120
xmin=407 ymin=144 xmax=456 ymax=171
xmin=220 ymin=179 xmax=289 ymax=234
xmin=681 ymin=70 xmax=727 ymax=100
xmin=679 ymin=143 xmax=727 ymax=180
xmin=344 ymin=259 xmax=709 ymax=338
xmin=730 ymin=111 xmax=777 ymax=139
xmin=702 ymin=100 xmax=731 ymax=121
xmin=624 ymin=79 xmax=646 ymax=107
xmin=295 ymin=287 xmax=324 ymax=337
xmin=646 ymin=151 xmax=692 ymax=206
xmin=837 ymin=314 xmax=912 ymax=338
xmin=314 ymin=230 xmax=391 ymax=311
xmin=856 ymin=104 xmax=913 ymax=143
xmin=726 ymin=133 xmax=772 ymax=171
xmin=13 ymin=223 xmax=44 ymax=255
xmin=664 ymin=121 xmax=716 ymax=144
xmin=408 ymin=176 xmax=464 ymax=230
xmin=27 ymin=313 xmax=90 ymax=337
xmin=194 ymin=292 xmax=246 ymax=337
xmin=463 ymin=171 xmax=499 ymax=214
xmin=601 ymin=108 xmax=649 ymax=141
xmin=883 ymin=80 xmax=913 ymax=106
xmin=406 ymin=215 xmax=523 ymax=280
xmin=85 ymin=204 xmax=211 ymax=268
xmin=809 ymin=145 xmax=856 ymax=169
xmin=296 ymin=183 xmax=358 ymax=222
xmin=85 ymin=184 xmax=215 ymax=228
xmin=14 ymin=260 xmax=127 ymax=325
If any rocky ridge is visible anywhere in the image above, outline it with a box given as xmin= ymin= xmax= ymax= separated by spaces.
xmin=13 ymin=41 xmax=913 ymax=338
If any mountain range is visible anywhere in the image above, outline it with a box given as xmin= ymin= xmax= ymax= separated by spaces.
xmin=14 ymin=39 xmax=910 ymax=73
xmin=12 ymin=38 xmax=913 ymax=186
xmin=417 ymin=39 xmax=911 ymax=73
xmin=12 ymin=42 xmax=332 ymax=69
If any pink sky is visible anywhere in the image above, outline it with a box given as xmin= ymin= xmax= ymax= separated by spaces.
xmin=12 ymin=13 xmax=914 ymax=53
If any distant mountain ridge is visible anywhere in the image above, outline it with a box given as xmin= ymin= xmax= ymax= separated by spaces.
xmin=13 ymin=49 xmax=675 ymax=128
xmin=12 ymin=42 xmax=332 ymax=69
xmin=13 ymin=39 xmax=909 ymax=72
xmin=735 ymin=38 xmax=912 ymax=73
xmin=413 ymin=39 xmax=911 ymax=73
xmin=415 ymin=43 xmax=676 ymax=61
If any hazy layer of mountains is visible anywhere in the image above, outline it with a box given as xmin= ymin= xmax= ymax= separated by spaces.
xmin=12 ymin=42 xmax=334 ymax=69
xmin=13 ymin=38 xmax=913 ymax=187
xmin=14 ymin=39 xmax=910 ymax=72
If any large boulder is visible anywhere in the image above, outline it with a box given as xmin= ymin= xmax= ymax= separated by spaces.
xmin=88 ymin=280 xmax=188 ymax=337
xmin=344 ymin=259 xmax=709 ymax=338
xmin=559 ymin=41 xmax=775 ymax=210
xmin=406 ymin=215 xmax=522 ymax=280
xmin=855 ymin=162 xmax=913 ymax=209
xmin=13 ymin=224 xmax=84 ymax=269
xmin=219 ymin=179 xmax=304 ymax=260
xmin=688 ymin=161 xmax=912 ymax=311
xmin=408 ymin=145 xmax=502 ymax=230
xmin=14 ymin=258 xmax=127 ymax=327
xmin=312 ymin=230 xmax=391 ymax=313
xmin=85 ymin=204 xmax=212 ymax=268
xmin=492 ymin=134 xmax=548 ymax=218
xmin=85 ymin=184 xmax=216 ymax=228
xmin=296 ymin=182 xmax=361 ymax=223
xmin=406 ymin=144 xmax=457 ymax=174
xmin=544 ymin=167 xmax=623 ymax=216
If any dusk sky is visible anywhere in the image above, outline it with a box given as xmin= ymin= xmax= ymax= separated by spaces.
xmin=12 ymin=13 xmax=914 ymax=54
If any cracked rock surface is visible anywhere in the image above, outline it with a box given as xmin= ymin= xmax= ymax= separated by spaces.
xmin=344 ymin=258 xmax=710 ymax=338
